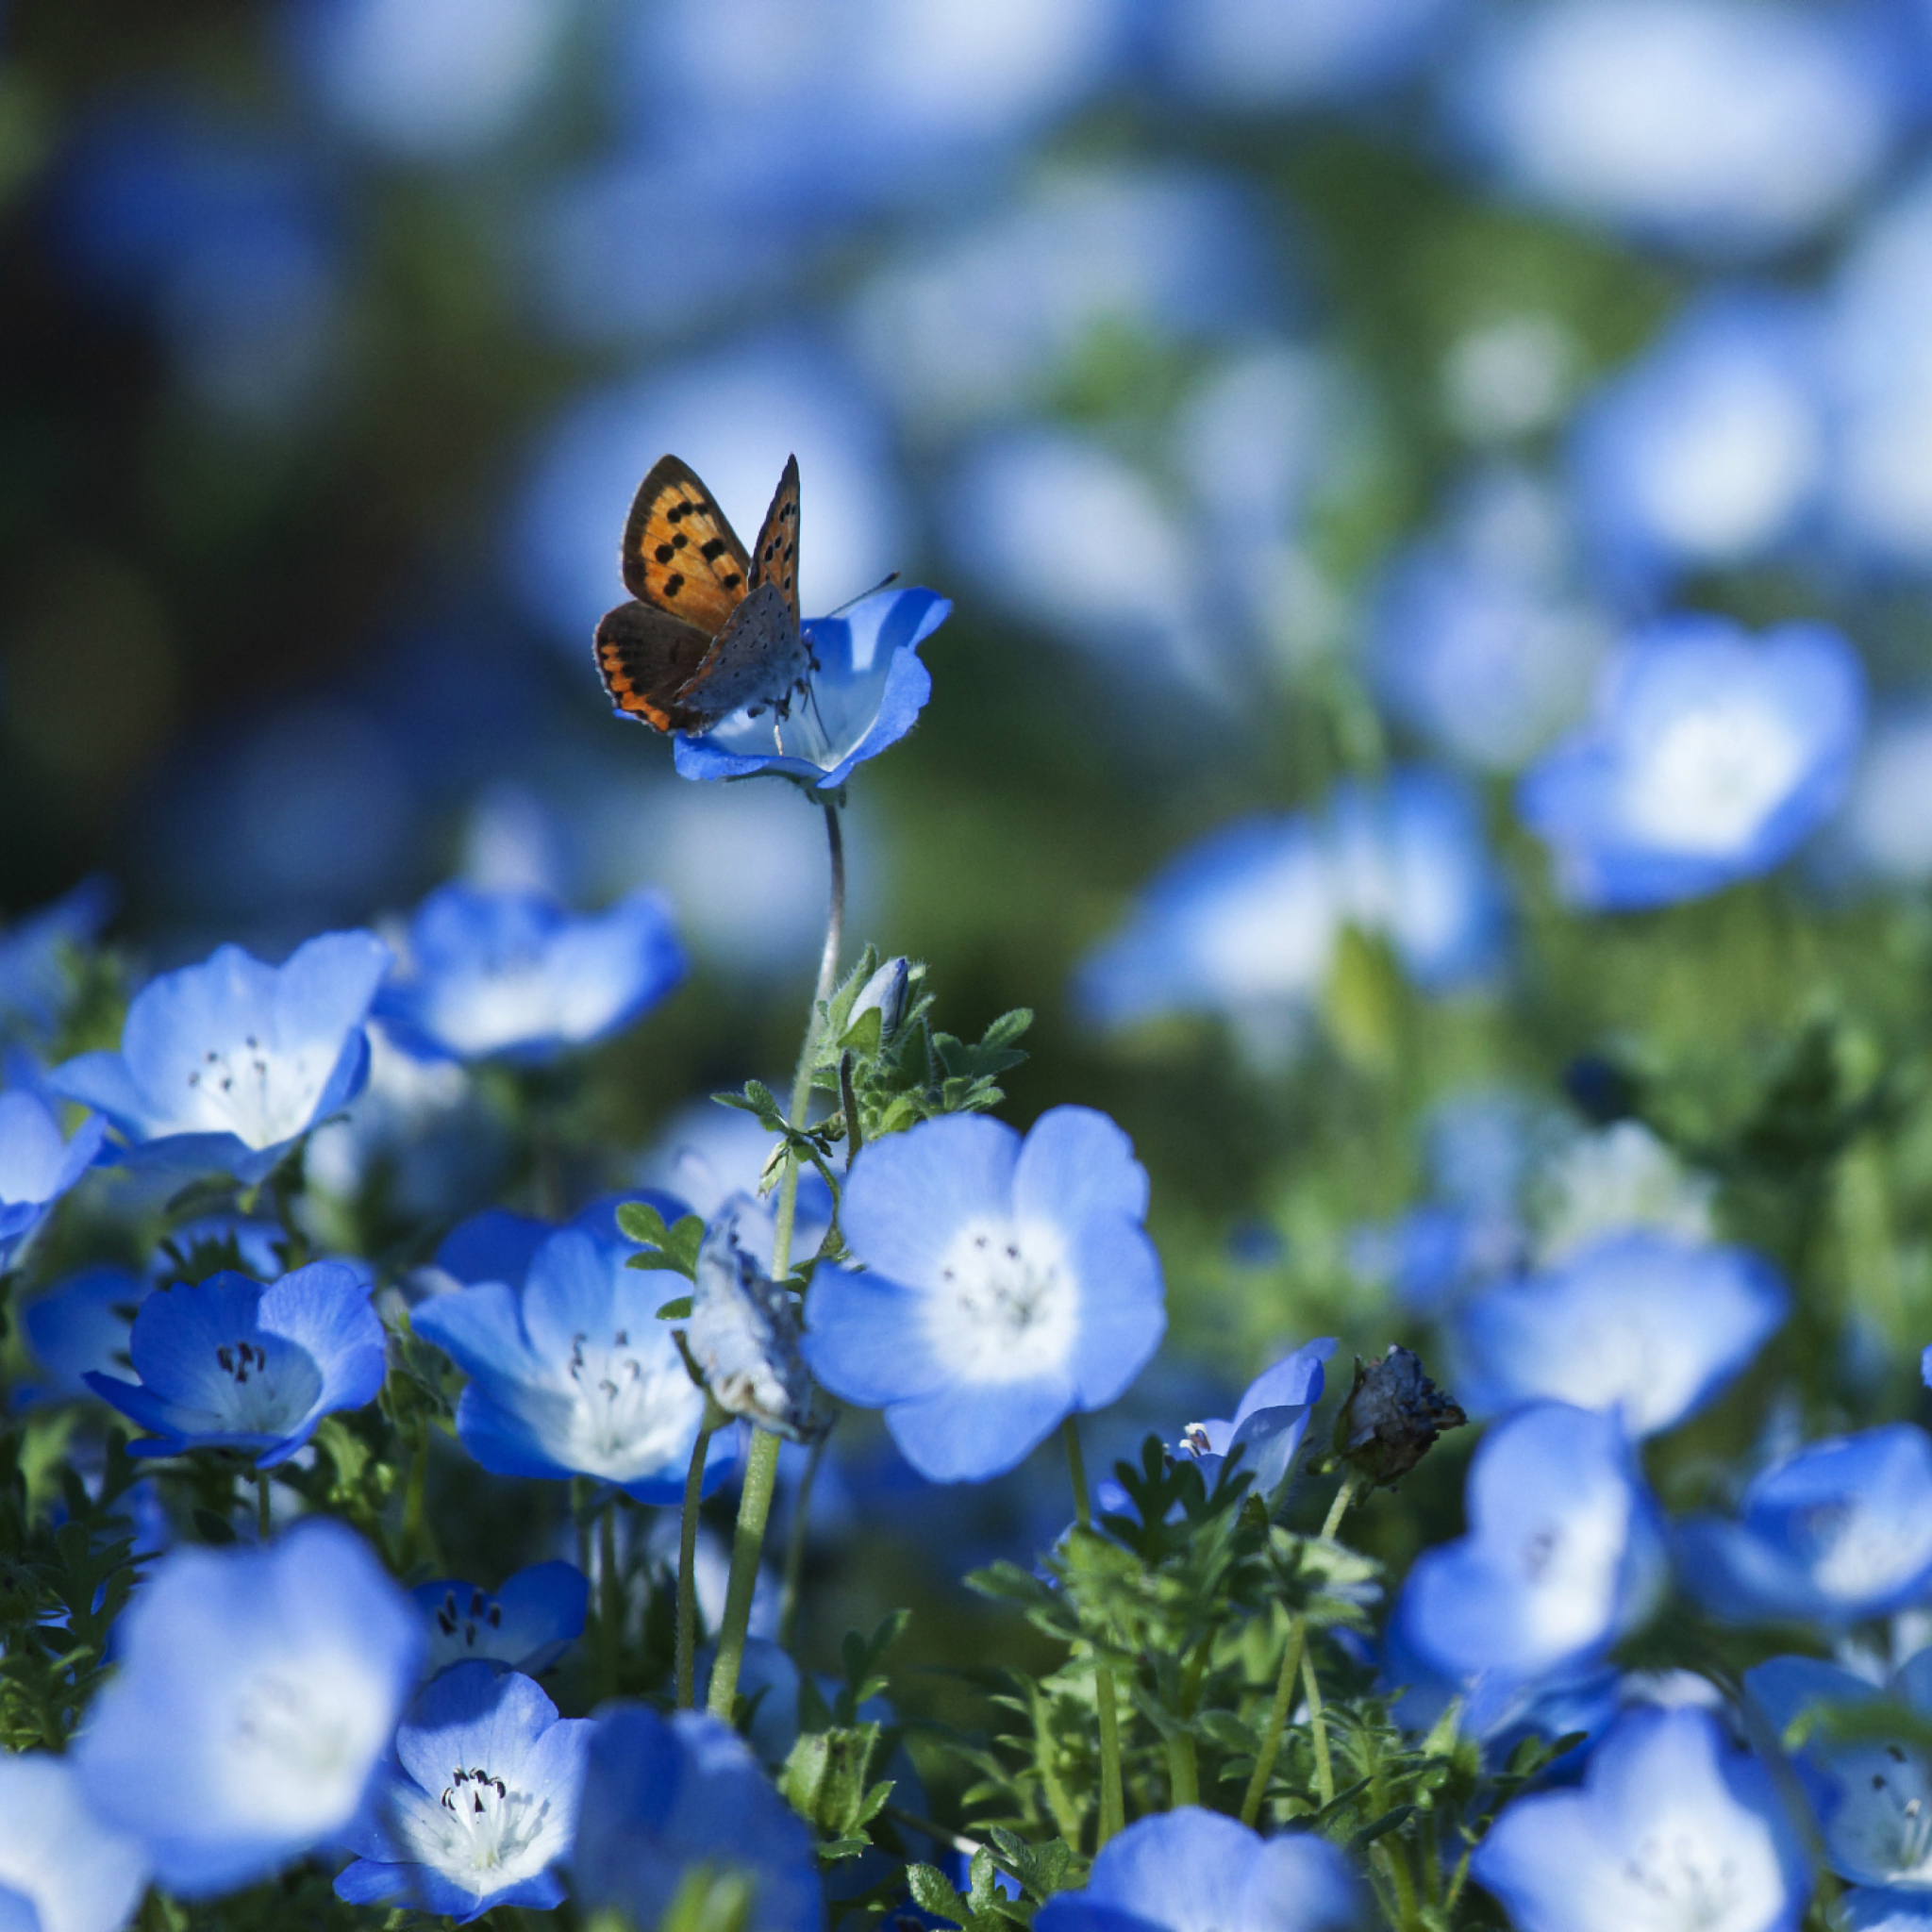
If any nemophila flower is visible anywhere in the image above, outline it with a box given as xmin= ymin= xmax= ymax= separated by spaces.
xmin=1034 ymin=1807 xmax=1365 ymax=1932
xmin=0 ymin=1089 xmax=106 ymax=1274
xmin=1395 ymin=1403 xmax=1667 ymax=1688
xmin=21 ymin=1264 xmax=149 ymax=1402
xmin=1747 ymin=1647 xmax=1932 ymax=1891
xmin=1178 ymin=1338 xmax=1336 ymax=1501
xmin=1448 ymin=1231 xmax=1788 ymax=1439
xmin=0 ymin=875 xmax=113 ymax=1042
xmin=572 ymin=1706 xmax=823 ymax=1932
xmin=413 ymin=1562 xmax=589 ymax=1677
xmin=374 ymin=883 xmax=684 ymax=1064
xmin=1472 ymin=1707 xmax=1809 ymax=1932
xmin=1844 ymin=1896 xmax=1932 ymax=1932
xmin=1676 ymin=1425 xmax=1932 ymax=1624
xmin=73 ymin=1518 xmax=422 ymax=1896
xmin=0 ymin=1752 xmax=149 ymax=1932
xmin=335 ymin=1662 xmax=592 ymax=1923
xmin=672 ymin=586 xmax=952 ymax=791
xmin=1518 ymin=616 xmax=1867 ymax=910
xmin=1572 ymin=291 xmax=1827 ymax=594
xmin=802 ymin=1107 xmax=1165 ymax=1484
xmin=82 ymin=1261 xmax=387 ymax=1468
xmin=411 ymin=1212 xmax=738 ymax=1503
xmin=48 ymin=929 xmax=391 ymax=1184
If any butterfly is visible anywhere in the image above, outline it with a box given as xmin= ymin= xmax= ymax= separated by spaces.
xmin=593 ymin=453 xmax=819 ymax=736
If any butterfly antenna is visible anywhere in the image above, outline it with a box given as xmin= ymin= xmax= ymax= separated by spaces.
xmin=821 ymin=572 xmax=899 ymax=620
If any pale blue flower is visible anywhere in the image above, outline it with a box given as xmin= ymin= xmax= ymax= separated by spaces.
xmin=0 ymin=1090 xmax=106 ymax=1274
xmin=1178 ymin=1339 xmax=1336 ymax=1502
xmin=1152 ymin=0 xmax=1460 ymax=108
xmin=1472 ymin=1707 xmax=1808 ymax=1932
xmin=375 ymin=884 xmax=684 ymax=1064
xmin=1518 ymin=616 xmax=1866 ymax=909
xmin=83 ymin=1261 xmax=387 ymax=1467
xmin=0 ymin=1753 xmax=149 ymax=1932
xmin=1677 ymin=1425 xmax=1932 ymax=1624
xmin=0 ymin=877 xmax=113 ymax=1043
xmin=802 ymin=1107 xmax=1165 ymax=1483
xmin=48 ymin=930 xmax=391 ymax=1183
xmin=73 ymin=1519 xmax=422 ymax=1896
xmin=413 ymin=1562 xmax=589 ymax=1678
xmin=335 ymin=1663 xmax=592 ymax=1923
xmin=20 ymin=1265 xmax=149 ymax=1402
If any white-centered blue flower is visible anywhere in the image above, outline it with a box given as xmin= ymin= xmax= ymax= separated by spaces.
xmin=1677 ymin=1425 xmax=1932 ymax=1624
xmin=413 ymin=1562 xmax=589 ymax=1678
xmin=1472 ymin=1707 xmax=1809 ymax=1932
xmin=1034 ymin=1807 xmax=1365 ymax=1932
xmin=572 ymin=1706 xmax=824 ymax=1932
xmin=1394 ymin=1403 xmax=1668 ymax=1689
xmin=1747 ymin=1647 xmax=1932 ymax=1893
xmin=0 ymin=1752 xmax=149 ymax=1932
xmin=1177 ymin=1338 xmax=1336 ymax=1502
xmin=20 ymin=1264 xmax=149 ymax=1403
xmin=82 ymin=1261 xmax=386 ymax=1468
xmin=1448 ymin=1231 xmax=1788 ymax=1439
xmin=411 ymin=1210 xmax=737 ymax=1503
xmin=802 ymin=1107 xmax=1166 ymax=1483
xmin=375 ymin=883 xmax=684 ymax=1064
xmin=48 ymin=930 xmax=391 ymax=1183
xmin=0 ymin=1089 xmax=106 ymax=1274
xmin=335 ymin=1662 xmax=592 ymax=1924
xmin=1517 ymin=615 xmax=1866 ymax=910
xmin=73 ymin=1519 xmax=423 ymax=1897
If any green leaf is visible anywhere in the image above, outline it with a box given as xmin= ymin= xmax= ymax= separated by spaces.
xmin=654 ymin=1295 xmax=694 ymax=1321
xmin=616 ymin=1200 xmax=672 ymax=1249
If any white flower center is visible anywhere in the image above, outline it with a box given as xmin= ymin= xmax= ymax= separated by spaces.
xmin=1621 ymin=703 xmax=1806 ymax=856
xmin=197 ymin=1335 xmax=324 ymax=1439
xmin=1828 ymin=1744 xmax=1932 ymax=1882
xmin=1794 ymin=1496 xmax=1932 ymax=1604
xmin=414 ymin=1760 xmax=555 ymax=1882
xmin=216 ymin=1657 xmax=391 ymax=1830
xmin=924 ymin=1219 xmax=1079 ymax=1384
xmin=550 ymin=1326 xmax=702 ymax=1481
xmin=1614 ymin=1830 xmax=1742 ymax=1929
xmin=1510 ymin=1481 xmax=1633 ymax=1660
xmin=179 ymin=1034 xmax=333 ymax=1149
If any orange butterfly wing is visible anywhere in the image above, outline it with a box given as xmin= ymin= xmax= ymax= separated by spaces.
xmin=746 ymin=454 xmax=801 ymax=625
xmin=594 ymin=601 xmax=715 ymax=733
xmin=620 ymin=455 xmax=755 ymax=635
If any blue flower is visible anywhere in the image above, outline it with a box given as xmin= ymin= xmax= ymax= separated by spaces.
xmin=1518 ymin=616 xmax=1866 ymax=910
xmin=1177 ymin=1339 xmax=1336 ymax=1501
xmin=48 ymin=930 xmax=391 ymax=1184
xmin=411 ymin=1212 xmax=738 ymax=1503
xmin=20 ymin=1264 xmax=150 ymax=1402
xmin=413 ymin=1561 xmax=589 ymax=1677
xmin=1472 ymin=1707 xmax=1809 ymax=1932
xmin=571 ymin=1705 xmax=824 ymax=1932
xmin=1393 ymin=1403 xmax=1667 ymax=1690
xmin=335 ymin=1662 xmax=592 ymax=1923
xmin=671 ymin=587 xmax=952 ymax=791
xmin=1447 ymin=1231 xmax=1788 ymax=1439
xmin=0 ymin=1752 xmax=149 ymax=1932
xmin=1571 ymin=291 xmax=1826 ymax=595
xmin=1033 ymin=1807 xmax=1365 ymax=1932
xmin=802 ymin=1107 xmax=1166 ymax=1483
xmin=73 ymin=1518 xmax=423 ymax=1896
xmin=1746 ymin=1647 xmax=1932 ymax=1892
xmin=0 ymin=1090 xmax=106 ymax=1274
xmin=83 ymin=1261 xmax=387 ymax=1467
xmin=375 ymin=884 xmax=684 ymax=1063
xmin=1676 ymin=1425 xmax=1932 ymax=1624
xmin=1150 ymin=0 xmax=1457 ymax=108
xmin=0 ymin=876 xmax=113 ymax=1042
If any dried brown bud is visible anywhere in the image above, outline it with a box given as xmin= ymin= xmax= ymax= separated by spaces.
xmin=1332 ymin=1344 xmax=1466 ymax=1490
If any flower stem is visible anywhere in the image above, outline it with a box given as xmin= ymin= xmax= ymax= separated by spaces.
xmin=708 ymin=799 xmax=844 ymax=1725
xmin=1240 ymin=1614 xmax=1307 ymax=1828
xmin=598 ymin=1496 xmax=623 ymax=1699
xmin=1301 ymin=1641 xmax=1335 ymax=1807
xmin=1321 ymin=1470 xmax=1361 ymax=1541
xmin=777 ymin=1417 xmax=835 ymax=1652
xmin=676 ymin=1403 xmax=724 ymax=1709
xmin=1064 ymin=1417 xmax=1125 ymax=1845
xmin=256 ymin=1473 xmax=271 ymax=1542
xmin=1167 ymin=1639 xmax=1208 ymax=1809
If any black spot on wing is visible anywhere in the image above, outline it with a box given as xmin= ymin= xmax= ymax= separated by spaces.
xmin=663 ymin=573 xmax=685 ymax=597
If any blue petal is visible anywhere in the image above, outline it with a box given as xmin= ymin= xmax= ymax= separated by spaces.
xmin=841 ymin=1113 xmax=1020 ymax=1289
xmin=258 ymin=1260 xmax=387 ymax=1417
xmin=801 ymin=1263 xmax=947 ymax=1407
xmin=886 ymin=1373 xmax=1076 ymax=1483
xmin=392 ymin=1662 xmax=560 ymax=1794
xmin=450 ymin=1385 xmax=580 ymax=1482
xmin=435 ymin=1208 xmax=554 ymax=1287
xmin=519 ymin=1228 xmax=618 ymax=1365
xmin=1063 ymin=1218 xmax=1165 ymax=1409
xmin=410 ymin=1280 xmax=536 ymax=1386
xmin=1011 ymin=1106 xmax=1149 ymax=1226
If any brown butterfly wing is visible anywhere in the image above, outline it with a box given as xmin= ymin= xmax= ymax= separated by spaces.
xmin=594 ymin=598 xmax=716 ymax=733
xmin=746 ymin=453 xmax=801 ymax=626
xmin=620 ymin=455 xmax=755 ymax=634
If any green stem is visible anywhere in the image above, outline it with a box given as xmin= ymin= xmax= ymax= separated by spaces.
xmin=1167 ymin=1640 xmax=1208 ymax=1809
xmin=599 ymin=1496 xmax=623 ymax=1699
xmin=677 ymin=1403 xmax=724 ymax=1709
xmin=1065 ymin=1418 xmax=1125 ymax=1845
xmin=1321 ymin=1470 xmax=1360 ymax=1541
xmin=402 ymin=1419 xmax=431 ymax=1569
xmin=778 ymin=1417 xmax=835 ymax=1652
xmin=256 ymin=1473 xmax=271 ymax=1542
xmin=1301 ymin=1641 xmax=1335 ymax=1807
xmin=1240 ymin=1614 xmax=1307 ymax=1828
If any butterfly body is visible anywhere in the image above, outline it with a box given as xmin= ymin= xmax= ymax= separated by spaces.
xmin=594 ymin=453 xmax=816 ymax=735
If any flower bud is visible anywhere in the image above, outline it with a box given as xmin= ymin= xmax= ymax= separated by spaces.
xmin=843 ymin=956 xmax=909 ymax=1049
xmin=1332 ymin=1344 xmax=1466 ymax=1491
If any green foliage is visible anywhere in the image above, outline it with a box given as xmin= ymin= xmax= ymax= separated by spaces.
xmin=616 ymin=1199 xmax=708 ymax=1284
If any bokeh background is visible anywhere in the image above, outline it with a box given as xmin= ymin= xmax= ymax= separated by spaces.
xmin=10 ymin=0 xmax=1932 ymax=1669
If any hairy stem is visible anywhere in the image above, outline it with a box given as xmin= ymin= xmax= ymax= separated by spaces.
xmin=709 ymin=800 xmax=844 ymax=1724
xmin=676 ymin=1403 xmax=724 ymax=1709
xmin=1301 ymin=1641 xmax=1335 ymax=1807
xmin=599 ymin=1497 xmax=623 ymax=1700
xmin=778 ymin=1417 xmax=835 ymax=1652
xmin=1065 ymin=1418 xmax=1125 ymax=1844
xmin=1239 ymin=1614 xmax=1307 ymax=1828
